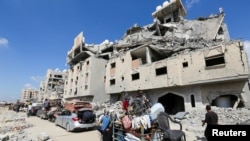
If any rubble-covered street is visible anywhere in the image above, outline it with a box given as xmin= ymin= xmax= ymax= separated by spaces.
xmin=1 ymin=103 xmax=250 ymax=141
xmin=0 ymin=107 xmax=33 ymax=141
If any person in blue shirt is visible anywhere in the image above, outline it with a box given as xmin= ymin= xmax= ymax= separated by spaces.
xmin=97 ymin=110 xmax=112 ymax=141
xmin=97 ymin=110 xmax=110 ymax=133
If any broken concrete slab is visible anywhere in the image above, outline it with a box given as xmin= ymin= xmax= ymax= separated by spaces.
xmin=173 ymin=111 xmax=189 ymax=120
xmin=37 ymin=132 xmax=50 ymax=141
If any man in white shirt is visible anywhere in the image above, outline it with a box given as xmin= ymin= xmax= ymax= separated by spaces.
xmin=27 ymin=103 xmax=32 ymax=117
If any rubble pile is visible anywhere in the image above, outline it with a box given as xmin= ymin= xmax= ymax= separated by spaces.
xmin=0 ymin=107 xmax=33 ymax=141
xmin=181 ymin=106 xmax=250 ymax=137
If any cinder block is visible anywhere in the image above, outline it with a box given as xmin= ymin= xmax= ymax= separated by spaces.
xmin=37 ymin=132 xmax=50 ymax=141
xmin=0 ymin=134 xmax=9 ymax=141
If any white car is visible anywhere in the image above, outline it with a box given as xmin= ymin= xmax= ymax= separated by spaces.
xmin=54 ymin=108 xmax=96 ymax=132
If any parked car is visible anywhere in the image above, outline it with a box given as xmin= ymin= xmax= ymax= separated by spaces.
xmin=39 ymin=108 xmax=49 ymax=119
xmin=28 ymin=105 xmax=43 ymax=116
xmin=36 ymin=108 xmax=43 ymax=117
xmin=54 ymin=108 xmax=96 ymax=132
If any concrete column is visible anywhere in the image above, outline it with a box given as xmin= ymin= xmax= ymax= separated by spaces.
xmin=146 ymin=47 xmax=152 ymax=64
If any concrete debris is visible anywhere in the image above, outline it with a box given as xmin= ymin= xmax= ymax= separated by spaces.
xmin=173 ymin=111 xmax=189 ymax=120
xmin=37 ymin=133 xmax=50 ymax=141
xmin=0 ymin=134 xmax=9 ymax=141
xmin=180 ymin=106 xmax=250 ymax=137
xmin=0 ymin=108 xmax=33 ymax=141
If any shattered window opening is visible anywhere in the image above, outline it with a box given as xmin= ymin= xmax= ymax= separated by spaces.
xmin=132 ymin=73 xmax=140 ymax=80
xmin=80 ymin=63 xmax=82 ymax=71
xmin=205 ymin=54 xmax=225 ymax=67
xmin=191 ymin=95 xmax=196 ymax=107
xmin=110 ymin=79 xmax=116 ymax=85
xmin=74 ymin=88 xmax=77 ymax=95
xmin=182 ymin=62 xmax=188 ymax=68
xmin=54 ymin=75 xmax=62 ymax=78
xmin=165 ymin=18 xmax=171 ymax=23
xmin=131 ymin=48 xmax=147 ymax=65
xmin=155 ymin=66 xmax=167 ymax=76
xmin=218 ymin=27 xmax=224 ymax=35
xmin=111 ymin=62 xmax=116 ymax=68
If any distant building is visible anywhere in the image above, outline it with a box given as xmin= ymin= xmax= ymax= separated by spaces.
xmin=21 ymin=88 xmax=39 ymax=102
xmin=39 ymin=69 xmax=67 ymax=102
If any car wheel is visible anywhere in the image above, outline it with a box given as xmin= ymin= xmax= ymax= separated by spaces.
xmin=55 ymin=121 xmax=58 ymax=126
xmin=51 ymin=117 xmax=55 ymax=122
xmin=66 ymin=123 xmax=71 ymax=132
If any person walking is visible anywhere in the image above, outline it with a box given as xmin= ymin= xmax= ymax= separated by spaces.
xmin=97 ymin=110 xmax=112 ymax=141
xmin=202 ymin=105 xmax=218 ymax=139
xmin=27 ymin=102 xmax=32 ymax=117
xmin=15 ymin=100 xmax=21 ymax=113
xmin=43 ymin=99 xmax=50 ymax=111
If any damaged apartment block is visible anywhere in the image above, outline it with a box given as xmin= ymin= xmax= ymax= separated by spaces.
xmin=64 ymin=0 xmax=250 ymax=114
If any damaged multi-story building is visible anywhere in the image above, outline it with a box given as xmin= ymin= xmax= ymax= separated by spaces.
xmin=64 ymin=32 xmax=110 ymax=103
xmin=38 ymin=69 xmax=67 ymax=102
xmin=64 ymin=0 xmax=250 ymax=114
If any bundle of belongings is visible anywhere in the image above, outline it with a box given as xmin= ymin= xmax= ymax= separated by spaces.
xmin=111 ymin=93 xmax=165 ymax=141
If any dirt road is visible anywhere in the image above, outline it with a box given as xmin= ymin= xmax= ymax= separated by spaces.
xmin=24 ymin=115 xmax=100 ymax=141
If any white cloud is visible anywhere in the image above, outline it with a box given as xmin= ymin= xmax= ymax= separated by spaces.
xmin=22 ymin=76 xmax=44 ymax=91
xmin=185 ymin=0 xmax=200 ymax=9
xmin=244 ymin=40 xmax=250 ymax=63
xmin=24 ymin=83 xmax=36 ymax=89
xmin=30 ymin=76 xmax=44 ymax=83
xmin=0 ymin=37 xmax=9 ymax=48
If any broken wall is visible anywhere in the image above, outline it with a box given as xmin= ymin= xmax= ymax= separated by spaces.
xmin=64 ymin=56 xmax=108 ymax=103
xmin=106 ymin=41 xmax=249 ymax=93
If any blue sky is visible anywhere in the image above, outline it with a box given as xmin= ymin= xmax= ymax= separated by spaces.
xmin=1 ymin=0 xmax=250 ymax=102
